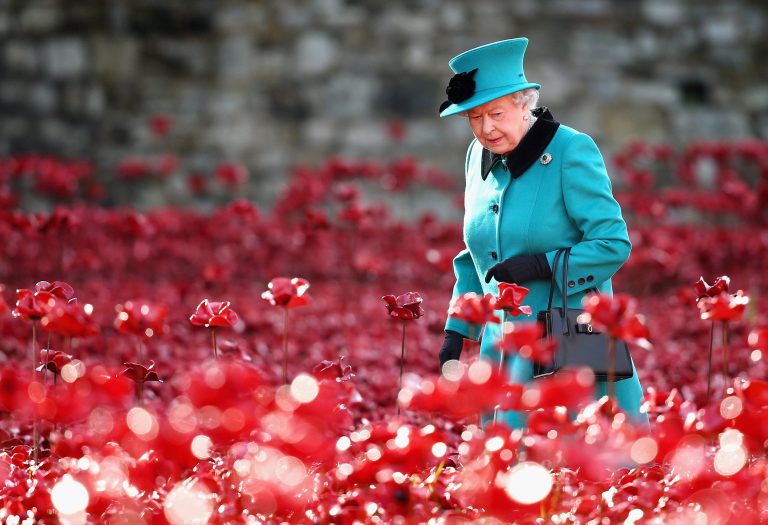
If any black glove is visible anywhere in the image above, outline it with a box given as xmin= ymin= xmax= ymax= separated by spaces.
xmin=484 ymin=253 xmax=552 ymax=284
xmin=439 ymin=330 xmax=464 ymax=370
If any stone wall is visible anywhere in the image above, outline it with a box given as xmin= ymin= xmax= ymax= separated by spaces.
xmin=1 ymin=0 xmax=767 ymax=210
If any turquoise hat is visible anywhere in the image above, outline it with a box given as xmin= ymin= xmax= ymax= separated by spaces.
xmin=439 ymin=38 xmax=540 ymax=118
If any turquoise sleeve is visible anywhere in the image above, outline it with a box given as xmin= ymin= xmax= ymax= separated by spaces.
xmin=444 ymin=248 xmax=484 ymax=340
xmin=545 ymin=133 xmax=631 ymax=296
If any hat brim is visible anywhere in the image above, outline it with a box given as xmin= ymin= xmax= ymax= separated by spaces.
xmin=439 ymin=82 xmax=540 ymax=118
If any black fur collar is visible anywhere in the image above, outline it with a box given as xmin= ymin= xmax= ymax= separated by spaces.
xmin=480 ymin=107 xmax=560 ymax=181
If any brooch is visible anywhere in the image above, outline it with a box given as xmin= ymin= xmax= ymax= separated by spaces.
xmin=540 ymin=153 xmax=552 ymax=165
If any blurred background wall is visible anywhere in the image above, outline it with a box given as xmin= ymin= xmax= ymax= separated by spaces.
xmin=1 ymin=0 xmax=767 ymax=211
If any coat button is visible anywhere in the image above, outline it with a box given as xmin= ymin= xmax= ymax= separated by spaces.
xmin=567 ymin=280 xmax=575 ymax=288
xmin=490 ymin=203 xmax=499 ymax=213
xmin=586 ymin=275 xmax=594 ymax=282
xmin=491 ymin=251 xmax=498 ymax=260
xmin=578 ymin=278 xmax=585 ymax=285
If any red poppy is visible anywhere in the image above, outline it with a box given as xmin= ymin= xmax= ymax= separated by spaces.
xmin=122 ymin=211 xmax=155 ymax=237
xmin=522 ymin=368 xmax=596 ymax=410
xmin=40 ymin=301 xmax=99 ymax=337
xmin=188 ymin=172 xmax=207 ymax=195
xmin=386 ymin=120 xmax=407 ymax=142
xmin=0 ymin=284 xmax=8 ymax=316
xmin=114 ymin=300 xmax=168 ymax=338
xmin=582 ymin=293 xmax=651 ymax=349
xmin=223 ymin=352 xmax=280 ymax=395
xmin=155 ymin=154 xmax=179 ymax=177
xmin=261 ymin=277 xmax=312 ymax=308
xmin=455 ymin=422 xmax=521 ymax=474
xmin=494 ymin=283 xmax=532 ymax=317
xmin=222 ymin=198 xmax=261 ymax=221
xmin=447 ymin=292 xmax=499 ymax=325
xmin=527 ymin=406 xmax=571 ymax=435
xmin=337 ymin=202 xmax=365 ymax=224
xmin=334 ymin=184 xmax=360 ymax=202
xmin=694 ymin=276 xmax=731 ymax=299
xmin=733 ymin=377 xmax=768 ymax=410
xmin=497 ymin=382 xmax=525 ymax=411
xmin=13 ymin=289 xmax=57 ymax=321
xmin=149 ymin=113 xmax=173 ymax=136
xmin=117 ymin=156 xmax=152 ymax=180
xmin=497 ymin=322 xmax=556 ymax=364
xmin=342 ymin=421 xmax=452 ymax=484
xmin=454 ymin=459 xmax=545 ymax=523
xmin=36 ymin=207 xmax=80 ymax=234
xmin=189 ymin=299 xmax=239 ymax=328
xmin=640 ymin=386 xmax=685 ymax=416
xmin=36 ymin=349 xmax=72 ymax=375
xmin=304 ymin=209 xmax=331 ymax=229
xmin=202 ymin=262 xmax=228 ymax=285
xmin=226 ymin=443 xmax=313 ymax=517
xmin=215 ymin=162 xmax=249 ymax=187
xmin=34 ymin=280 xmax=75 ymax=301
xmin=312 ymin=357 xmax=354 ymax=383
xmin=381 ymin=292 xmax=424 ymax=320
xmin=121 ymin=361 xmax=163 ymax=384
xmin=697 ymin=290 xmax=750 ymax=322
xmin=402 ymin=361 xmax=507 ymax=420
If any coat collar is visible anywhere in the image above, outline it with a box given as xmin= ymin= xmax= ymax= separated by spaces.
xmin=480 ymin=107 xmax=561 ymax=181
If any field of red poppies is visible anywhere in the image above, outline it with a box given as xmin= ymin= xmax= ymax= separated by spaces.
xmin=1 ymin=137 xmax=768 ymax=523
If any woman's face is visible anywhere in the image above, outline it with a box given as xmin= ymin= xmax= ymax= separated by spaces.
xmin=465 ymin=94 xmax=529 ymax=154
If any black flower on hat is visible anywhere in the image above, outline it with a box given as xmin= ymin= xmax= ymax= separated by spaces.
xmin=439 ymin=68 xmax=478 ymax=113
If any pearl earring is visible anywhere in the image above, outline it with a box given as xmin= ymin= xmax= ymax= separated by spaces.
xmin=523 ymin=115 xmax=530 ymax=121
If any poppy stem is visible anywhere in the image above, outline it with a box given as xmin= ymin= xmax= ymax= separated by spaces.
xmin=471 ymin=325 xmax=481 ymax=428
xmin=212 ymin=328 xmax=218 ymax=360
xmin=706 ymin=321 xmax=714 ymax=404
xmin=31 ymin=321 xmax=37 ymax=378
xmin=428 ymin=459 xmax=445 ymax=494
xmin=722 ymin=321 xmax=730 ymax=391
xmin=493 ymin=313 xmax=507 ymax=425
xmin=497 ymin=315 xmax=507 ymax=374
xmin=31 ymin=320 xmax=38 ymax=465
xmin=546 ymin=471 xmax=562 ymax=519
xmin=607 ymin=337 xmax=616 ymax=399
xmin=42 ymin=332 xmax=52 ymax=384
xmin=137 ymin=381 xmax=144 ymax=405
xmin=397 ymin=320 xmax=406 ymax=418
xmin=283 ymin=307 xmax=289 ymax=384
xmin=43 ymin=348 xmax=52 ymax=385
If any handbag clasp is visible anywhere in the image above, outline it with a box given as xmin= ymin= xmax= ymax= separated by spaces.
xmin=575 ymin=323 xmax=599 ymax=334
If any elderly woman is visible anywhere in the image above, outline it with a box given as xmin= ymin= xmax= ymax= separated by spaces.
xmin=437 ymin=38 xmax=646 ymax=429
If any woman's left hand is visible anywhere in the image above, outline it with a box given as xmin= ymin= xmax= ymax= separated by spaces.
xmin=484 ymin=253 xmax=552 ymax=284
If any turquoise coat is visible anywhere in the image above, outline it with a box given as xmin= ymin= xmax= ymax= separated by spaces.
xmin=445 ymin=115 xmax=646 ymax=429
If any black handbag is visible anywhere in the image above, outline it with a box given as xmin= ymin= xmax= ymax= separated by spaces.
xmin=533 ymin=248 xmax=634 ymax=381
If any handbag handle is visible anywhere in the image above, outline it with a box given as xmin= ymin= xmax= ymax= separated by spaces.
xmin=544 ymin=247 xmax=572 ymax=336
xmin=546 ymin=247 xmax=570 ymax=311
xmin=561 ymin=247 xmax=571 ymax=313
xmin=548 ymin=247 xmax=599 ymax=335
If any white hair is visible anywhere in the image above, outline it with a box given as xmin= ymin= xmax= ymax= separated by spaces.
xmin=510 ymin=88 xmax=540 ymax=112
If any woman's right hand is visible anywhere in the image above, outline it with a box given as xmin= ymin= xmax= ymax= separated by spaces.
xmin=439 ymin=330 xmax=465 ymax=372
